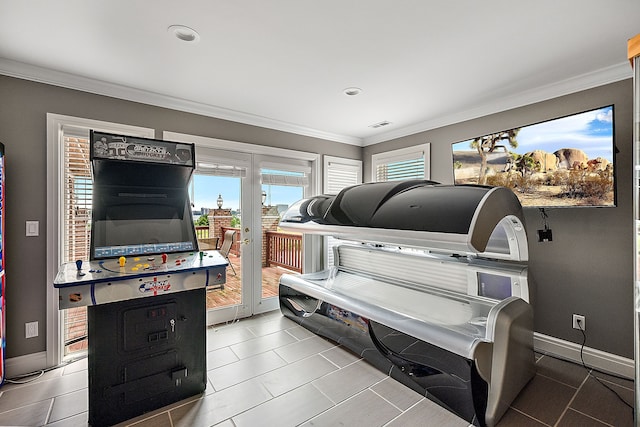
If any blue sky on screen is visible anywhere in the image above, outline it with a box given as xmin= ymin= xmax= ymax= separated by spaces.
xmin=452 ymin=106 xmax=614 ymax=162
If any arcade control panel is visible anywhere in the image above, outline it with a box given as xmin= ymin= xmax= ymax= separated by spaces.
xmin=54 ymin=251 xmax=228 ymax=309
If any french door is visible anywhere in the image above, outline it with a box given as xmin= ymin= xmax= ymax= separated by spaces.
xmin=256 ymin=156 xmax=310 ymax=314
xmin=192 ymin=147 xmax=313 ymax=325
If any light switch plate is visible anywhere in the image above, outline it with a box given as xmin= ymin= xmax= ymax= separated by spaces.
xmin=26 ymin=321 xmax=38 ymax=338
xmin=26 ymin=220 xmax=39 ymax=237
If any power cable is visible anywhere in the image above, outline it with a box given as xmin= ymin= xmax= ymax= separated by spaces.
xmin=576 ymin=319 xmax=633 ymax=410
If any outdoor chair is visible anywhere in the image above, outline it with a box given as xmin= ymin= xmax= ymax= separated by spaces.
xmin=219 ymin=229 xmax=237 ymax=275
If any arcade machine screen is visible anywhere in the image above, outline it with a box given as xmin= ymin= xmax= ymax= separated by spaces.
xmin=91 ymin=187 xmax=197 ymax=258
xmin=89 ymin=131 xmax=198 ymax=260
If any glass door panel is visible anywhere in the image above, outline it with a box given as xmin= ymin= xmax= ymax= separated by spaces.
xmin=193 ymin=174 xmax=242 ymax=310
xmin=193 ymin=149 xmax=252 ymax=325
xmin=191 ymin=148 xmax=315 ymax=319
xmin=254 ymin=161 xmax=310 ymax=313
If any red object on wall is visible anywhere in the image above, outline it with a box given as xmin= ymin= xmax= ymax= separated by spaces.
xmin=0 ymin=142 xmax=6 ymax=386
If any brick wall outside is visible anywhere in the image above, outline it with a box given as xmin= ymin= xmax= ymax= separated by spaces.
xmin=208 ymin=208 xmax=232 ymax=241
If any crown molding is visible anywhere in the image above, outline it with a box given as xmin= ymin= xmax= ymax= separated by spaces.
xmin=1 ymin=58 xmax=631 ymax=148
xmin=0 ymin=58 xmax=363 ymax=146
xmin=363 ymin=61 xmax=633 ymax=146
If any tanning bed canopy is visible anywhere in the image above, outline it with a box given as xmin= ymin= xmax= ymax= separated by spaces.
xmin=280 ymin=180 xmax=528 ymax=261
xmin=89 ymin=131 xmax=198 ymax=260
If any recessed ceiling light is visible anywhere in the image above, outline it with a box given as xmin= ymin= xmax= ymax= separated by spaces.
xmin=168 ymin=25 xmax=200 ymax=43
xmin=343 ymin=87 xmax=363 ymax=96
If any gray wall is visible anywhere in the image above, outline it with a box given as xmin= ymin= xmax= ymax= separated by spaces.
xmin=364 ymin=80 xmax=634 ymax=358
xmin=0 ymin=75 xmax=361 ymax=359
xmin=0 ymin=73 xmax=633 ymax=361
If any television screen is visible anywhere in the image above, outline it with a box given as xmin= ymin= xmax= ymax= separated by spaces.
xmin=451 ymin=105 xmax=615 ymax=208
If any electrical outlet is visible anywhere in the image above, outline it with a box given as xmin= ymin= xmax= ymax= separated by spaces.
xmin=572 ymin=314 xmax=585 ymax=331
xmin=25 ymin=321 xmax=38 ymax=338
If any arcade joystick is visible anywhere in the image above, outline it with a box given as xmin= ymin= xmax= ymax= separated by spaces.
xmin=75 ymin=259 xmax=86 ymax=276
xmin=119 ymin=256 xmax=126 ymax=267
xmin=162 ymin=253 xmax=168 ymax=264
xmin=199 ymin=251 xmax=204 ymax=261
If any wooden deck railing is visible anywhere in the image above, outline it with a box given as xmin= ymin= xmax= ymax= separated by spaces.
xmin=195 ymin=226 xmax=209 ymax=239
xmin=266 ymin=231 xmax=302 ymax=273
xmin=206 ymin=226 xmax=302 ymax=272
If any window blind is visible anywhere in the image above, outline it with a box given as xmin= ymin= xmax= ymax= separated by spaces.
xmin=63 ymin=135 xmax=92 ymax=263
xmin=196 ymin=163 xmax=247 ymax=177
xmin=261 ymin=173 xmax=308 ymax=186
xmin=325 ymin=162 xmax=361 ymax=194
xmin=375 ymin=158 xmax=425 ymax=181
xmin=371 ymin=143 xmax=430 ymax=182
xmin=61 ymin=134 xmax=92 ymax=357
xmin=323 ymin=156 xmax=362 ymax=267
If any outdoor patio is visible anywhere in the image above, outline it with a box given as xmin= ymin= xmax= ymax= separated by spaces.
xmin=205 ymin=252 xmax=290 ymax=309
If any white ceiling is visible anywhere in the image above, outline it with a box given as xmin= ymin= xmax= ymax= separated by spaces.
xmin=0 ymin=1 xmax=638 ymax=146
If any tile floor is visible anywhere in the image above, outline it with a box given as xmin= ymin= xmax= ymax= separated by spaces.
xmin=0 ymin=310 xmax=634 ymax=426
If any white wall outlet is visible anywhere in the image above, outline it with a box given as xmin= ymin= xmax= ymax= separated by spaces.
xmin=572 ymin=314 xmax=585 ymax=331
xmin=25 ymin=321 xmax=38 ymax=338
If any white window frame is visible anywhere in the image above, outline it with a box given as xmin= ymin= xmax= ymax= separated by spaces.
xmin=46 ymin=114 xmax=154 ymax=368
xmin=323 ymin=155 xmax=362 ymax=195
xmin=370 ymin=143 xmax=430 ymax=182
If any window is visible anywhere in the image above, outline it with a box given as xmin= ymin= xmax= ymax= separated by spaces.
xmin=63 ymin=134 xmax=92 ymax=264
xmin=58 ymin=126 xmax=155 ymax=357
xmin=60 ymin=134 xmax=92 ymax=355
xmin=324 ymin=156 xmax=362 ymax=195
xmin=323 ymin=156 xmax=362 ymax=267
xmin=371 ymin=143 xmax=430 ymax=182
xmin=47 ymin=114 xmax=153 ymax=365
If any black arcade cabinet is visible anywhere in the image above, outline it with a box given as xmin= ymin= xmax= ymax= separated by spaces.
xmin=54 ymin=132 xmax=227 ymax=426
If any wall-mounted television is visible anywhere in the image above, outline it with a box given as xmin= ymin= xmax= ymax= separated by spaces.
xmin=451 ymin=105 xmax=615 ymax=208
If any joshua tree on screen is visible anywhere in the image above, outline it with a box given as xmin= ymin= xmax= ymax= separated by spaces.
xmin=471 ymin=128 xmax=520 ymax=184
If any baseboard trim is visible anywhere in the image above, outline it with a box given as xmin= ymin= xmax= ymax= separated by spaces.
xmin=534 ymin=332 xmax=634 ymax=379
xmin=5 ymin=351 xmax=48 ymax=379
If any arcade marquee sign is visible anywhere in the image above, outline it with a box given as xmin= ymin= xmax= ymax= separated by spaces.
xmin=90 ymin=131 xmax=194 ymax=166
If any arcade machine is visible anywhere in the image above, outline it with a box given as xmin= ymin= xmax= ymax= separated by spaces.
xmin=0 ymin=142 xmax=5 ymax=387
xmin=54 ymin=132 xmax=227 ymax=426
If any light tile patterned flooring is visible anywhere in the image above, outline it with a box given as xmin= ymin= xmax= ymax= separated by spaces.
xmin=0 ymin=310 xmax=635 ymax=426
